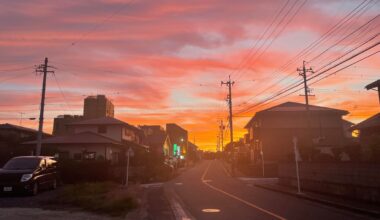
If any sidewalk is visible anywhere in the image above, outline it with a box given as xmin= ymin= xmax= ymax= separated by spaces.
xmin=253 ymin=182 xmax=380 ymax=218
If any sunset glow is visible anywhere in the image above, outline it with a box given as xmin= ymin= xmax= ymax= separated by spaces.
xmin=0 ymin=0 xmax=379 ymax=151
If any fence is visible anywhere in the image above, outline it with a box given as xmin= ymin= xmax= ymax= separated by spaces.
xmin=278 ymin=162 xmax=380 ymax=203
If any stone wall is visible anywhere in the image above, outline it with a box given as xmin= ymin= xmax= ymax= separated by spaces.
xmin=278 ymin=162 xmax=380 ymax=203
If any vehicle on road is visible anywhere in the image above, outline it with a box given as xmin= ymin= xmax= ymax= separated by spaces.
xmin=0 ymin=156 xmax=59 ymax=196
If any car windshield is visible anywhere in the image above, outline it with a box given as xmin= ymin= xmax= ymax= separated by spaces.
xmin=2 ymin=158 xmax=41 ymax=170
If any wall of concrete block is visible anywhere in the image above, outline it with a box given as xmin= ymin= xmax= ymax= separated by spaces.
xmin=278 ymin=162 xmax=380 ymax=203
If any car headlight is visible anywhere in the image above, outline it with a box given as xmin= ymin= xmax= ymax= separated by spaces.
xmin=20 ymin=174 xmax=33 ymax=182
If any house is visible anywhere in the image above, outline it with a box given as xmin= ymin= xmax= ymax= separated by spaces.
xmin=187 ymin=141 xmax=199 ymax=162
xmin=24 ymin=117 xmax=148 ymax=163
xmin=139 ymin=125 xmax=171 ymax=157
xmin=166 ymin=123 xmax=188 ymax=159
xmin=244 ymin=102 xmax=349 ymax=164
xmin=0 ymin=123 xmax=51 ymax=164
xmin=351 ymin=113 xmax=380 ymax=161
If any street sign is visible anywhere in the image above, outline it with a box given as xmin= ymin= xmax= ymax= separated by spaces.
xmin=127 ymin=147 xmax=134 ymax=157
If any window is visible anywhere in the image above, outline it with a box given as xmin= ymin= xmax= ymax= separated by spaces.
xmin=83 ymin=152 xmax=96 ymax=160
xmin=98 ymin=125 xmax=107 ymax=134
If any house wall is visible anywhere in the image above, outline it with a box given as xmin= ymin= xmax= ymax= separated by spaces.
xmin=51 ymin=144 xmax=122 ymax=161
xmin=71 ymin=125 xmax=122 ymax=142
xmin=248 ymin=111 xmax=346 ymax=163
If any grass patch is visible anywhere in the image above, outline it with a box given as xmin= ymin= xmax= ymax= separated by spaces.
xmin=50 ymin=182 xmax=137 ymax=217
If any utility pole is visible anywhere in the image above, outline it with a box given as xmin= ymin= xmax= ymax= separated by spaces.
xmin=297 ymin=61 xmax=314 ymax=160
xmin=221 ymin=75 xmax=235 ymax=150
xmin=35 ymin=57 xmax=54 ymax=156
xmin=219 ymin=120 xmax=225 ymax=151
xmin=297 ymin=61 xmax=314 ymax=111
xmin=217 ymin=134 xmax=220 ymax=152
xmin=221 ymin=75 xmax=235 ymax=174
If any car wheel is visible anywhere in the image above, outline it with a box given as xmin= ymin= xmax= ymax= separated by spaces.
xmin=51 ymin=179 xmax=57 ymax=190
xmin=31 ymin=182 xmax=38 ymax=196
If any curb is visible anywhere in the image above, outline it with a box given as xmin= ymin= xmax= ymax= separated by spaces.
xmin=164 ymin=187 xmax=195 ymax=220
xmin=254 ymin=183 xmax=380 ymax=218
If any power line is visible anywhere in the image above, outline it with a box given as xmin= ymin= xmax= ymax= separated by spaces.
xmin=237 ymin=0 xmax=375 ymax=107
xmin=234 ymin=40 xmax=380 ymax=115
xmin=236 ymin=12 xmax=380 ymax=113
xmin=223 ymin=0 xmax=291 ymax=80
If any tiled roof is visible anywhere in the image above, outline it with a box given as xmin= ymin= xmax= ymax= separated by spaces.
xmin=67 ymin=117 xmax=140 ymax=131
xmin=244 ymin=102 xmax=348 ymax=128
xmin=0 ymin=123 xmax=50 ymax=135
xmin=23 ymin=131 xmax=122 ymax=145
xmin=351 ymin=113 xmax=380 ymax=130
xmin=259 ymin=102 xmax=348 ymax=114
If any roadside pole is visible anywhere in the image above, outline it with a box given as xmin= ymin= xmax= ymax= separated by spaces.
xmin=293 ymin=136 xmax=301 ymax=194
xmin=125 ymin=147 xmax=134 ymax=187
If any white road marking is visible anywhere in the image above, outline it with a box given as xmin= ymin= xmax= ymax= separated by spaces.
xmin=201 ymin=161 xmax=287 ymax=220
xmin=202 ymin=208 xmax=221 ymax=213
xmin=140 ymin=182 xmax=163 ymax=188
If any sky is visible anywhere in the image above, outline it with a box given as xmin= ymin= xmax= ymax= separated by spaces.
xmin=0 ymin=0 xmax=379 ymax=151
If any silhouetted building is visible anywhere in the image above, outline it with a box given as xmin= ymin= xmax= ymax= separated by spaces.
xmin=0 ymin=123 xmax=50 ymax=164
xmin=140 ymin=125 xmax=171 ymax=157
xmin=84 ymin=95 xmax=114 ymax=119
xmin=351 ymin=113 xmax=380 ymax=160
xmin=25 ymin=117 xmax=147 ymax=162
xmin=52 ymin=115 xmax=84 ymax=136
xmin=166 ymin=123 xmax=188 ymax=158
xmin=245 ymin=102 xmax=349 ymax=164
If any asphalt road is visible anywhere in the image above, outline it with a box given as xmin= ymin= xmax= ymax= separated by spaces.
xmin=165 ymin=160 xmax=374 ymax=220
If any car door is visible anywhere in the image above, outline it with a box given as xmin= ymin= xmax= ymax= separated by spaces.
xmin=45 ymin=159 xmax=57 ymax=186
xmin=37 ymin=159 xmax=49 ymax=189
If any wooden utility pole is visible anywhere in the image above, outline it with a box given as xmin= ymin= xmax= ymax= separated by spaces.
xmin=221 ymin=75 xmax=235 ymax=150
xmin=297 ymin=61 xmax=314 ymax=159
xmin=217 ymin=134 xmax=220 ymax=152
xmin=297 ymin=61 xmax=314 ymax=110
xmin=219 ymin=119 xmax=225 ymax=151
xmin=35 ymin=57 xmax=54 ymax=156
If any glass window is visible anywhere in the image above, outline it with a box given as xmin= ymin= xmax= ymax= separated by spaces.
xmin=3 ymin=158 xmax=41 ymax=170
xmin=83 ymin=152 xmax=96 ymax=160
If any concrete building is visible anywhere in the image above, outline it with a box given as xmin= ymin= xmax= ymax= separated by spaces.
xmin=140 ymin=125 xmax=171 ymax=157
xmin=166 ymin=123 xmax=188 ymax=158
xmin=52 ymin=115 xmax=84 ymax=136
xmin=244 ymin=102 xmax=349 ymax=164
xmin=83 ymin=95 xmax=114 ymax=119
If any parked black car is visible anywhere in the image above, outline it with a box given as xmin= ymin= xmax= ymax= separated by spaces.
xmin=0 ymin=156 xmax=59 ymax=195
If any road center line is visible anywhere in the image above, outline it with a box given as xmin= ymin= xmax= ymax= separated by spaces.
xmin=201 ymin=161 xmax=287 ymax=220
